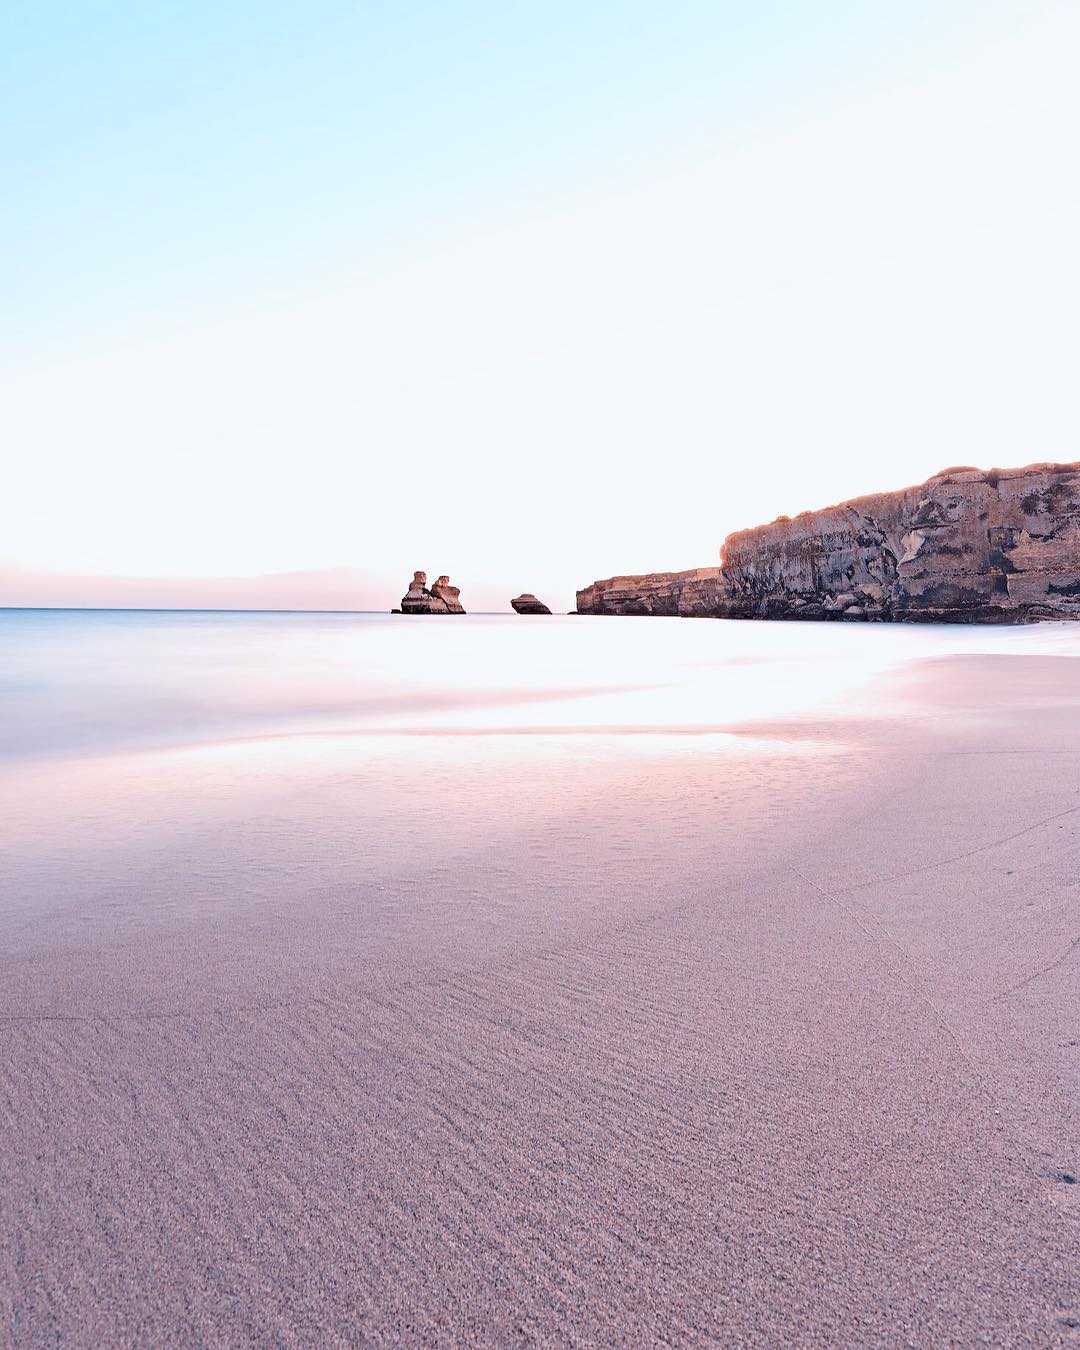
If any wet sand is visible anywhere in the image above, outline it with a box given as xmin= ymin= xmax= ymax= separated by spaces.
xmin=1 ymin=652 xmax=1078 ymax=1345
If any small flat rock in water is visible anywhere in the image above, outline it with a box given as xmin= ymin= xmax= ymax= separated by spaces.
xmin=511 ymin=593 xmax=552 ymax=614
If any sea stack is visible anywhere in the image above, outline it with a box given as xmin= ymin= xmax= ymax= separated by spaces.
xmin=396 ymin=571 xmax=466 ymax=614
xmin=430 ymin=576 xmax=465 ymax=613
xmin=511 ymin=593 xmax=552 ymax=614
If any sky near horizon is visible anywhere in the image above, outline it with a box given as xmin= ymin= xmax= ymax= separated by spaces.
xmin=4 ymin=1 xmax=1079 ymax=612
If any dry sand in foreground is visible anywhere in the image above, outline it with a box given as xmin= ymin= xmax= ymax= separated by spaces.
xmin=1 ymin=653 xmax=1078 ymax=1345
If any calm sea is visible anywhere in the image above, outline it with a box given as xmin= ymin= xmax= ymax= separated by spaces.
xmin=3 ymin=608 xmax=1078 ymax=763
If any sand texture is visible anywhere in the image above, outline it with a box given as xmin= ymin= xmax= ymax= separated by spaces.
xmin=1 ymin=653 xmax=1078 ymax=1346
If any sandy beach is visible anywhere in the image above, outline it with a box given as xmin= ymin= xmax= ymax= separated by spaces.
xmin=1 ymin=642 xmax=1078 ymax=1346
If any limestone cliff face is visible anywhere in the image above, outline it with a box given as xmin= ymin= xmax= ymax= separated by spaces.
xmin=576 ymin=463 xmax=1080 ymax=623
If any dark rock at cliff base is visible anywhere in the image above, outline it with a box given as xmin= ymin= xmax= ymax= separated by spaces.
xmin=511 ymin=593 xmax=552 ymax=614
xmin=576 ymin=462 xmax=1080 ymax=624
xmin=397 ymin=571 xmax=466 ymax=614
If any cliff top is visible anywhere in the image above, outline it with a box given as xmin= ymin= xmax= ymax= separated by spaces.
xmin=722 ymin=461 xmax=1080 ymax=552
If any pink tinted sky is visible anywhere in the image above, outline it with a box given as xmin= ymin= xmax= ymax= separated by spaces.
xmin=0 ymin=567 xmax=391 ymax=613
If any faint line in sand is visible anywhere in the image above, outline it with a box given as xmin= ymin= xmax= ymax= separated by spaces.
xmin=992 ymin=933 xmax=1080 ymax=1003
xmin=837 ymin=803 xmax=1080 ymax=895
xmin=789 ymin=865 xmax=980 ymax=1083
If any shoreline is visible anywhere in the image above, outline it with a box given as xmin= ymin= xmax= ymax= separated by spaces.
xmin=1 ymin=649 xmax=1078 ymax=1343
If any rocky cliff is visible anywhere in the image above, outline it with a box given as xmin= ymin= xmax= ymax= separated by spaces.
xmin=576 ymin=463 xmax=1080 ymax=623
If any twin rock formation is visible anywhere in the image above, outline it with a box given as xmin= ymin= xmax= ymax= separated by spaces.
xmin=577 ymin=462 xmax=1080 ymax=623
xmin=395 ymin=572 xmax=465 ymax=614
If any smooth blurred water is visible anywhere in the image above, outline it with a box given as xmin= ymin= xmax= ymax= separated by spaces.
xmin=3 ymin=608 xmax=1079 ymax=762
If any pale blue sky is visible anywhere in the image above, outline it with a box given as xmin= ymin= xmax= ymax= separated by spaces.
xmin=4 ymin=0 xmax=1044 ymax=344
xmin=3 ymin=1 xmax=1078 ymax=608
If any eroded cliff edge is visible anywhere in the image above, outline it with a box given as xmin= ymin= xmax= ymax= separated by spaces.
xmin=576 ymin=463 xmax=1080 ymax=623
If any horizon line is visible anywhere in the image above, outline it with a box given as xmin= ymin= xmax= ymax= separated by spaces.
xmin=0 ymin=606 xmax=539 ymax=616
